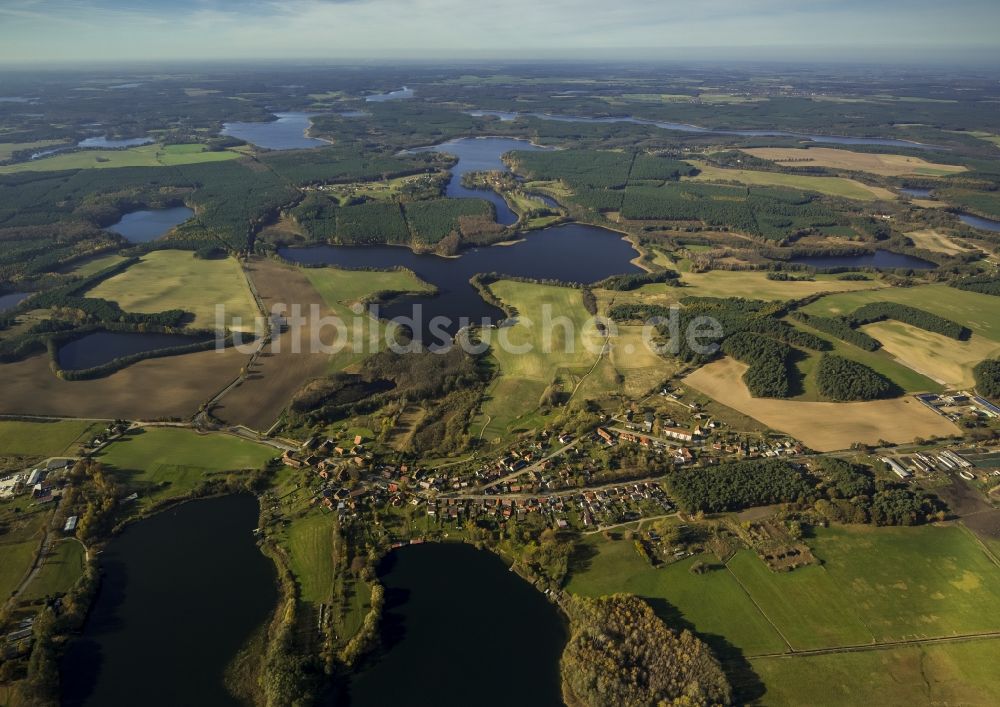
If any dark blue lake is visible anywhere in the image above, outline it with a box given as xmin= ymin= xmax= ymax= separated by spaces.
xmin=57 ymin=331 xmax=210 ymax=371
xmin=0 ymin=291 xmax=30 ymax=311
xmin=222 ymin=112 xmax=328 ymax=150
xmin=104 ymin=206 xmax=194 ymax=243
xmin=346 ymin=543 xmax=565 ymax=707
xmin=958 ymin=212 xmax=1000 ymax=233
xmin=788 ymin=249 xmax=936 ymax=270
xmin=60 ymin=494 xmax=277 ymax=707
xmin=279 ymin=222 xmax=641 ymax=347
xmin=900 ymin=187 xmax=933 ymax=198
xmin=469 ymin=110 xmax=938 ymax=149
xmin=411 ymin=137 xmax=551 ymax=226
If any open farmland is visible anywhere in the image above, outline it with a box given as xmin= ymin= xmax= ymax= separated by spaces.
xmin=801 ymin=285 xmax=1000 ymax=343
xmin=0 ymin=140 xmax=70 ymax=162
xmin=742 ymin=147 xmax=968 ymax=177
xmin=86 ymin=251 xmax=261 ymax=332
xmin=0 ymin=347 xmax=249 ymax=420
xmin=0 ymin=419 xmax=102 ymax=457
xmin=213 ymin=258 xmax=432 ymax=430
xmin=95 ymin=427 xmax=274 ymax=505
xmin=689 ymin=161 xmax=897 ymax=201
xmin=20 ymin=539 xmax=86 ymax=601
xmin=0 ymin=143 xmax=240 ymax=174
xmin=684 ymin=357 xmax=958 ymax=450
xmin=905 ymin=229 xmax=971 ymax=255
xmin=860 ymin=321 xmax=1000 ymax=389
xmin=752 ymin=640 xmax=1000 ymax=707
xmin=679 ymin=270 xmax=881 ymax=300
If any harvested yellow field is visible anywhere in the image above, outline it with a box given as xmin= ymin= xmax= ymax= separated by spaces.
xmin=742 ymin=147 xmax=966 ymax=177
xmin=86 ymin=251 xmax=261 ymax=332
xmin=905 ymin=229 xmax=969 ymax=255
xmin=861 ymin=322 xmax=1000 ymax=389
xmin=684 ymin=358 xmax=958 ymax=451
xmin=689 ymin=162 xmax=895 ymax=201
xmin=609 ymin=324 xmax=676 ymax=397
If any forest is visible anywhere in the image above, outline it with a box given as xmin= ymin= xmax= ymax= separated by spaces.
xmin=560 ymin=594 xmax=732 ymax=707
xmin=848 ymin=302 xmax=971 ymax=340
xmin=666 ymin=458 xmax=816 ymax=513
xmin=816 ymin=354 xmax=897 ymax=401
xmin=790 ymin=312 xmax=881 ymax=351
xmin=974 ymin=359 xmax=1000 ymax=398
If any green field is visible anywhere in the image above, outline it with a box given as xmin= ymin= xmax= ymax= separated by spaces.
xmin=679 ymin=270 xmax=882 ymax=300
xmin=64 ymin=253 xmax=128 ymax=278
xmin=474 ymin=281 xmax=604 ymax=441
xmin=801 ymin=285 xmax=1000 ymax=343
xmin=689 ymin=162 xmax=896 ymax=201
xmin=790 ymin=318 xmax=943 ymax=397
xmin=752 ymin=640 xmax=1000 ymax=706
xmin=566 ymin=524 xmax=1000 ymax=657
xmin=95 ymin=427 xmax=276 ymax=504
xmin=0 ymin=140 xmax=70 ymax=162
xmin=285 ymin=513 xmax=337 ymax=605
xmin=0 ymin=143 xmax=240 ymax=174
xmin=565 ymin=534 xmax=789 ymax=657
xmin=21 ymin=539 xmax=85 ymax=601
xmin=87 ymin=251 xmax=260 ymax=332
xmin=0 ymin=538 xmax=40 ymax=600
xmin=302 ymin=266 xmax=434 ymax=371
xmin=0 ymin=419 xmax=102 ymax=457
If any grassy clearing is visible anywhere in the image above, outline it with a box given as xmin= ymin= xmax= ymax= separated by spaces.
xmin=789 ymin=318 xmax=943 ymax=396
xmin=474 ymin=281 xmax=603 ymax=441
xmin=302 ymin=266 xmax=434 ymax=372
xmin=802 ymin=285 xmax=1000 ymax=343
xmin=688 ymin=162 xmax=896 ymax=201
xmin=95 ymin=427 xmax=275 ymax=505
xmin=0 ymin=538 xmax=40 ymax=600
xmin=742 ymin=147 xmax=967 ymax=177
xmin=565 ymin=533 xmax=788 ymax=657
xmin=21 ymin=539 xmax=85 ymax=601
xmin=0 ymin=143 xmax=240 ymax=174
xmin=684 ymin=357 xmax=958 ymax=451
xmin=0 ymin=140 xmax=70 ymax=162
xmin=680 ymin=270 xmax=881 ymax=300
xmin=905 ymin=229 xmax=970 ymax=256
xmin=87 ymin=251 xmax=260 ymax=332
xmin=0 ymin=419 xmax=102 ymax=457
xmin=284 ymin=513 xmax=336 ymax=605
xmin=861 ymin=321 xmax=1000 ymax=389
xmin=752 ymin=639 xmax=1000 ymax=706
xmin=64 ymin=253 xmax=128 ymax=278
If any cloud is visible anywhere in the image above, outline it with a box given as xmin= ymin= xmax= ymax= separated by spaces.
xmin=0 ymin=0 xmax=998 ymax=63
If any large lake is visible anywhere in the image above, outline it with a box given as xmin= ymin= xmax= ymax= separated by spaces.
xmin=57 ymin=331 xmax=210 ymax=371
xmin=104 ymin=206 xmax=194 ymax=243
xmin=411 ymin=137 xmax=550 ymax=225
xmin=61 ymin=495 xmax=277 ymax=707
xmin=279 ymin=222 xmax=641 ymax=347
xmin=346 ymin=543 xmax=565 ymax=707
xmin=222 ymin=112 xmax=329 ymax=150
xmin=469 ymin=110 xmax=938 ymax=149
xmin=788 ymin=249 xmax=937 ymax=269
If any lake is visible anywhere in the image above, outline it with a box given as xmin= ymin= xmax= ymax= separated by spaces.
xmin=411 ymin=137 xmax=551 ymax=225
xmin=221 ymin=112 xmax=328 ymax=150
xmin=57 ymin=331 xmax=210 ymax=371
xmin=0 ymin=291 xmax=30 ymax=311
xmin=788 ymin=249 xmax=937 ymax=269
xmin=346 ymin=543 xmax=565 ymax=707
xmin=61 ymin=494 xmax=277 ymax=707
xmin=469 ymin=110 xmax=938 ymax=148
xmin=958 ymin=212 xmax=1000 ymax=232
xmin=279 ymin=222 xmax=641 ymax=348
xmin=77 ymin=136 xmax=153 ymax=148
xmin=104 ymin=206 xmax=194 ymax=243
xmin=365 ymin=87 xmax=414 ymax=102
xmin=899 ymin=187 xmax=933 ymax=198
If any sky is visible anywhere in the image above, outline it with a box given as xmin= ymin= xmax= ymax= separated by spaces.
xmin=1 ymin=0 xmax=999 ymax=65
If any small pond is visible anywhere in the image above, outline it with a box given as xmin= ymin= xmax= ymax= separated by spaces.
xmin=57 ymin=331 xmax=211 ymax=371
xmin=0 ymin=292 xmax=30 ymax=311
xmin=77 ymin=136 xmax=153 ymax=149
xmin=365 ymin=87 xmax=414 ymax=102
xmin=104 ymin=206 xmax=195 ymax=243
xmin=957 ymin=212 xmax=1000 ymax=233
xmin=787 ymin=249 xmax=937 ymax=270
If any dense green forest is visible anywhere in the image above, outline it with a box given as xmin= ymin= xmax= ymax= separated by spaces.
xmin=974 ymin=359 xmax=1000 ymax=398
xmin=816 ymin=354 xmax=897 ymax=401
xmin=666 ymin=459 xmax=815 ymax=513
xmin=560 ymin=594 xmax=732 ymax=707
xmin=848 ymin=302 xmax=971 ymax=340
xmin=790 ymin=312 xmax=881 ymax=351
